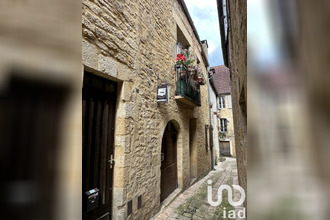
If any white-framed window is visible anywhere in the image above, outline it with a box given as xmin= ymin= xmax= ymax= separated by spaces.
xmin=219 ymin=96 xmax=226 ymax=109
xmin=220 ymin=118 xmax=228 ymax=132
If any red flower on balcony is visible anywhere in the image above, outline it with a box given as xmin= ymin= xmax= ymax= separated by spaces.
xmin=176 ymin=49 xmax=194 ymax=69
xmin=176 ymin=53 xmax=186 ymax=61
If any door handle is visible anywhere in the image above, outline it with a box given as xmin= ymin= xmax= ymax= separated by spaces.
xmin=108 ymin=154 xmax=115 ymax=169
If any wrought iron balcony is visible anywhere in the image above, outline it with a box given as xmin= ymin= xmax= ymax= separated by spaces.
xmin=175 ymin=79 xmax=201 ymax=107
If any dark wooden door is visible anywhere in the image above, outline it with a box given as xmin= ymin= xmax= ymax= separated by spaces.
xmin=83 ymin=72 xmax=117 ymax=220
xmin=220 ymin=141 xmax=231 ymax=157
xmin=160 ymin=122 xmax=178 ymax=202
xmin=0 ymin=74 xmax=69 ymax=220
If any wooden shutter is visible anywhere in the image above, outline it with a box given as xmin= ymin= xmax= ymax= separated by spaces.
xmin=209 ymin=125 xmax=213 ymax=149
xmin=205 ymin=125 xmax=208 ymax=151
xmin=228 ymin=95 xmax=232 ymax=109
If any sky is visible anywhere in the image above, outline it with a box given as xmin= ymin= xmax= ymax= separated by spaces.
xmin=184 ymin=0 xmax=223 ymax=67
xmin=248 ymin=0 xmax=279 ymax=67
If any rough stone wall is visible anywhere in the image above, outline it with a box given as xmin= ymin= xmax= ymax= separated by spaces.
xmin=209 ymin=86 xmax=220 ymax=162
xmin=82 ymin=0 xmax=211 ymax=219
xmin=218 ymin=95 xmax=236 ymax=157
xmin=297 ymin=0 xmax=330 ymax=211
xmin=227 ymin=0 xmax=247 ymax=206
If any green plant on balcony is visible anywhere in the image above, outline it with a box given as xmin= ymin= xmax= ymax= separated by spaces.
xmin=174 ymin=47 xmax=205 ymax=106
xmin=176 ymin=49 xmax=195 ymax=78
xmin=197 ymin=71 xmax=206 ymax=85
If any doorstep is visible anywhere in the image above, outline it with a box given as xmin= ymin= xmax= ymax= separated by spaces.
xmin=160 ymin=188 xmax=182 ymax=211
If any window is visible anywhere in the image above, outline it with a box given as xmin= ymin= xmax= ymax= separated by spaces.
xmin=138 ymin=195 xmax=142 ymax=209
xmin=177 ymin=25 xmax=190 ymax=55
xmin=127 ymin=199 xmax=133 ymax=216
xmin=219 ymin=96 xmax=226 ymax=109
xmin=220 ymin=118 xmax=228 ymax=132
xmin=177 ymin=42 xmax=183 ymax=54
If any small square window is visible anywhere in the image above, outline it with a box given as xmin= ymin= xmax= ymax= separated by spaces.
xmin=138 ymin=195 xmax=142 ymax=209
xmin=219 ymin=96 xmax=226 ymax=109
xmin=220 ymin=118 xmax=228 ymax=132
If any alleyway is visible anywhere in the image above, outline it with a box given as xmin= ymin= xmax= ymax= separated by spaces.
xmin=153 ymin=158 xmax=243 ymax=220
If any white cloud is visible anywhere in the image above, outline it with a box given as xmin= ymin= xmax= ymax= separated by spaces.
xmin=184 ymin=0 xmax=223 ymax=66
xmin=248 ymin=0 xmax=279 ymax=65
xmin=208 ymin=41 xmax=217 ymax=54
xmin=184 ymin=0 xmax=217 ymax=9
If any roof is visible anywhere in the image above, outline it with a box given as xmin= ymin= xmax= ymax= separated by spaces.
xmin=211 ymin=65 xmax=231 ymax=94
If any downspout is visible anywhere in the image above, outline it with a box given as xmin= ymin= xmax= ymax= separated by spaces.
xmin=207 ymin=67 xmax=215 ymax=170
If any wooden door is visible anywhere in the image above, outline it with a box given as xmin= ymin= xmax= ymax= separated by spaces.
xmin=0 ymin=74 xmax=69 ymax=220
xmin=83 ymin=72 xmax=117 ymax=220
xmin=160 ymin=122 xmax=178 ymax=202
xmin=220 ymin=141 xmax=231 ymax=157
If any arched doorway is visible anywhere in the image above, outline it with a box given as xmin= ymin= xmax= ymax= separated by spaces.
xmin=160 ymin=121 xmax=178 ymax=202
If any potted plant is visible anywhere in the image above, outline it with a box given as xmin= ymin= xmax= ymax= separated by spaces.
xmin=196 ymin=69 xmax=206 ymax=85
xmin=176 ymin=49 xmax=195 ymax=74
xmin=197 ymin=77 xmax=205 ymax=85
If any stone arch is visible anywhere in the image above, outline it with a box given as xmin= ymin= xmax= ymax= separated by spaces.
xmin=158 ymin=118 xmax=184 ymax=202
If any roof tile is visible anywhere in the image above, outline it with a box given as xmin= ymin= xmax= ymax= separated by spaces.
xmin=211 ymin=65 xmax=231 ymax=94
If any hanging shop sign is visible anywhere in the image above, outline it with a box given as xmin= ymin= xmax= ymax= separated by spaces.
xmin=157 ymin=84 xmax=169 ymax=103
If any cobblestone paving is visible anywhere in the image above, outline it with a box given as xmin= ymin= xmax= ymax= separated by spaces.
xmin=153 ymin=157 xmax=245 ymax=220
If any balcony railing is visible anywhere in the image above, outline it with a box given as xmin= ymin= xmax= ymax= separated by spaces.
xmin=175 ymin=79 xmax=201 ymax=107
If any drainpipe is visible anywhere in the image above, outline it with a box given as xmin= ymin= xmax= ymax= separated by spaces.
xmin=207 ymin=67 xmax=215 ymax=170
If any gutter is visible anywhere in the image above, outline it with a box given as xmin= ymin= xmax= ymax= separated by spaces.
xmin=217 ymin=0 xmax=228 ymax=67
xmin=207 ymin=68 xmax=215 ymax=170
xmin=179 ymin=0 xmax=210 ymax=67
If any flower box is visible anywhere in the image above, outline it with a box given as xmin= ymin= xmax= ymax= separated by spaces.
xmin=197 ymin=77 xmax=205 ymax=85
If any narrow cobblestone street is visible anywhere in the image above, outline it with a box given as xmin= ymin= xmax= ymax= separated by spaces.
xmin=153 ymin=158 xmax=244 ymax=220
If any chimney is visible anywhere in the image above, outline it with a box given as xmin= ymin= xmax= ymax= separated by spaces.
xmin=201 ymin=40 xmax=209 ymax=61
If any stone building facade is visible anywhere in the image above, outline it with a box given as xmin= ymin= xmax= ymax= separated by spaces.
xmin=82 ymin=0 xmax=211 ymax=219
xmin=211 ymin=65 xmax=236 ymax=158
xmin=209 ymin=78 xmax=220 ymax=163
xmin=217 ymin=0 xmax=247 ymax=207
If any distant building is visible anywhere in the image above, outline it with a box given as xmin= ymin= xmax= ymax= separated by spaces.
xmin=211 ymin=65 xmax=236 ymax=158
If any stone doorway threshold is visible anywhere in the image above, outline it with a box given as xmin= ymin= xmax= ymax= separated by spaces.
xmin=160 ymin=188 xmax=182 ymax=211
xmin=189 ymin=177 xmax=197 ymax=186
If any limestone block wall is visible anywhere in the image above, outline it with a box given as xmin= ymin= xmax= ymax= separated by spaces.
xmin=82 ymin=0 xmax=211 ymax=219
xmin=227 ymin=0 xmax=247 ymax=206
